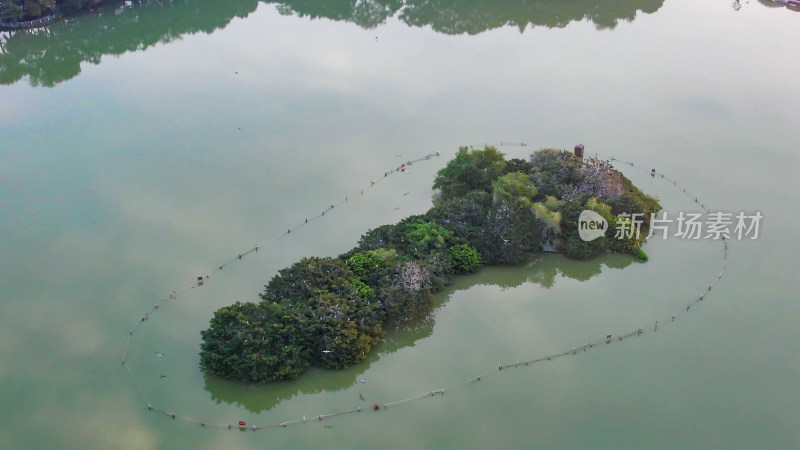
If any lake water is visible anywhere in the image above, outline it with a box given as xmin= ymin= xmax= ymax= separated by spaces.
xmin=1 ymin=1 xmax=798 ymax=448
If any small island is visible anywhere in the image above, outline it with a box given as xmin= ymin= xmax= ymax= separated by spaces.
xmin=199 ymin=147 xmax=660 ymax=382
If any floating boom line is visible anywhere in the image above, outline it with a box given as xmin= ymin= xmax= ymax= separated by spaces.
xmin=120 ymin=144 xmax=728 ymax=432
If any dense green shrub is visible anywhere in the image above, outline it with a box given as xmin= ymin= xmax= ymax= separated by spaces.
xmin=564 ymin=234 xmax=607 ymax=260
xmin=504 ymin=158 xmax=533 ymax=175
xmin=376 ymin=261 xmax=436 ymax=324
xmin=259 ymin=257 xmax=359 ymax=305
xmin=450 ymin=244 xmax=482 ymax=274
xmin=607 ymin=216 xmax=643 ymax=255
xmin=426 ymin=190 xmax=493 ymax=244
xmin=302 ymin=291 xmax=383 ymax=369
xmin=403 ymin=219 xmax=455 ymax=256
xmin=606 ymin=178 xmax=661 ymax=232
xmin=346 ymin=251 xmax=388 ymax=280
xmin=433 ymin=146 xmax=507 ymax=202
xmin=355 ymin=224 xmax=402 ymax=252
xmin=199 ymin=302 xmax=310 ymax=381
xmin=493 ymin=171 xmax=538 ymax=209
xmin=529 ymin=149 xmax=587 ymax=198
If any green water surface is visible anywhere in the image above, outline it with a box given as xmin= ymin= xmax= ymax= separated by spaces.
xmin=1 ymin=0 xmax=798 ymax=448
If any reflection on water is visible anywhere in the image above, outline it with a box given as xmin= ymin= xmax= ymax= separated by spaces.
xmin=0 ymin=0 xmax=664 ymax=87
xmin=461 ymin=252 xmax=635 ymax=289
xmin=0 ymin=0 xmax=261 ymax=86
xmin=203 ymin=252 xmax=633 ymax=413
xmin=279 ymin=0 xmax=664 ymax=34
xmin=203 ymin=316 xmax=434 ymax=413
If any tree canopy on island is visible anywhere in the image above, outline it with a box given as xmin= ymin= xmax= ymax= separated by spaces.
xmin=199 ymin=147 xmax=660 ymax=382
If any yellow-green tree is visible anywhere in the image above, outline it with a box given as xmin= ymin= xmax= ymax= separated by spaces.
xmin=493 ymin=171 xmax=537 ymax=209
